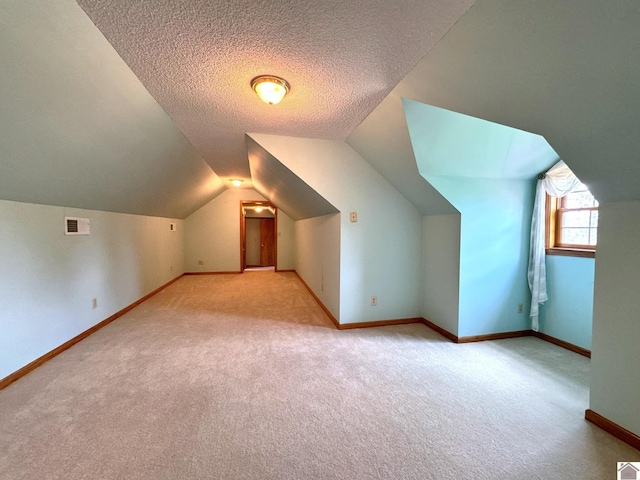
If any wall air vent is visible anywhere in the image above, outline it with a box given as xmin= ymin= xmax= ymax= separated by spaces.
xmin=64 ymin=217 xmax=90 ymax=235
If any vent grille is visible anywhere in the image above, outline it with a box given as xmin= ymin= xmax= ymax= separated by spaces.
xmin=66 ymin=218 xmax=78 ymax=233
xmin=64 ymin=217 xmax=90 ymax=235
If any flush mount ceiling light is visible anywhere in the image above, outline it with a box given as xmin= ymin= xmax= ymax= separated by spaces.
xmin=230 ymin=179 xmax=243 ymax=187
xmin=251 ymin=75 xmax=290 ymax=105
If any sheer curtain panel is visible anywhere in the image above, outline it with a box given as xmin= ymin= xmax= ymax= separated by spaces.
xmin=528 ymin=160 xmax=581 ymax=331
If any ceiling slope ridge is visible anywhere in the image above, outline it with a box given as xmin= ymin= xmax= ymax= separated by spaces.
xmin=246 ymin=135 xmax=339 ymax=221
xmin=346 ymin=90 xmax=457 ymax=216
xmin=247 ymin=133 xmax=431 ymax=220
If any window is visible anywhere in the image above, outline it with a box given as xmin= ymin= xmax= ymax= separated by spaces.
xmin=546 ymin=183 xmax=598 ymax=258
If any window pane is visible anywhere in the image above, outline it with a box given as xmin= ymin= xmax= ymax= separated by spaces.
xmin=561 ymin=228 xmax=590 ymax=245
xmin=562 ymin=210 xmax=591 ymax=228
xmin=588 ymin=228 xmax=598 ymax=246
xmin=590 ymin=210 xmax=599 ymax=228
xmin=564 ymin=190 xmax=596 ymax=208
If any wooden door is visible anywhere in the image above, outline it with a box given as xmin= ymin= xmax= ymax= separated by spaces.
xmin=260 ymin=218 xmax=275 ymax=266
xmin=240 ymin=206 xmax=246 ymax=271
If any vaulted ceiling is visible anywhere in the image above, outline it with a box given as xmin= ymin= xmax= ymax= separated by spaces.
xmin=75 ymin=0 xmax=474 ymax=181
xmin=1 ymin=0 xmax=639 ymax=219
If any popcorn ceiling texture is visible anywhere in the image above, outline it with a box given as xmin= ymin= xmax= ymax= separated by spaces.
xmin=75 ymin=0 xmax=474 ymax=179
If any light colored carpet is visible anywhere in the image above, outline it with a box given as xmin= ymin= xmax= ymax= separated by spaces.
xmin=0 ymin=272 xmax=637 ymax=479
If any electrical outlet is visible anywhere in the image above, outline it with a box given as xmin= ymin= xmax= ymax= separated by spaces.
xmin=350 ymin=211 xmax=357 ymax=223
xmin=517 ymin=303 xmax=524 ymax=314
xmin=92 ymin=298 xmax=97 ymax=309
xmin=371 ymin=296 xmax=377 ymax=306
xmin=198 ymin=260 xmax=204 ymax=266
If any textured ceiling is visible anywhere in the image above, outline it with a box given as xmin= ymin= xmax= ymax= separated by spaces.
xmin=6 ymin=0 xmax=636 ymax=221
xmin=75 ymin=0 xmax=475 ymax=182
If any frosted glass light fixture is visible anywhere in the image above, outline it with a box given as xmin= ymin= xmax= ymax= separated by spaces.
xmin=251 ymin=75 xmax=290 ymax=105
xmin=230 ymin=179 xmax=243 ymax=187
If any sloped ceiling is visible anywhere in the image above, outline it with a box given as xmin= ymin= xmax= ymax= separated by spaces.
xmin=0 ymin=1 xmax=223 ymax=219
xmin=246 ymin=136 xmax=338 ymax=221
xmin=351 ymin=0 xmax=640 ymax=206
xmin=403 ymin=100 xmax=560 ymax=180
xmin=3 ymin=0 xmax=638 ymax=219
xmin=347 ymin=94 xmax=457 ymax=215
xmin=74 ymin=0 xmax=475 ymax=182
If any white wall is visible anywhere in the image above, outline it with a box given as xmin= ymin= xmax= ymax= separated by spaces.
xmin=0 ymin=199 xmax=184 ymax=380
xmin=589 ymin=200 xmax=640 ymax=437
xmin=249 ymin=134 xmax=423 ymax=324
xmin=184 ymin=189 xmax=265 ymax=272
xmin=422 ymin=214 xmax=461 ymax=336
xmin=277 ymin=211 xmax=296 ymax=270
xmin=295 ymin=214 xmax=341 ymax=320
xmin=184 ymin=188 xmax=296 ymax=272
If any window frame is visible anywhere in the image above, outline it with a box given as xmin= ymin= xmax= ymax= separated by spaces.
xmin=545 ymin=189 xmax=597 ymax=259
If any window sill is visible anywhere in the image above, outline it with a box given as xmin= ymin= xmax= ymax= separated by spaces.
xmin=546 ymin=247 xmax=595 ymax=259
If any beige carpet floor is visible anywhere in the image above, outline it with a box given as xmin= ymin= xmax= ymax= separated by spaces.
xmin=1 ymin=272 xmax=638 ymax=479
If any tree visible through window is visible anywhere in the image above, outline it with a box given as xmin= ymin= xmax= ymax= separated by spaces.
xmin=546 ymin=183 xmax=598 ymax=255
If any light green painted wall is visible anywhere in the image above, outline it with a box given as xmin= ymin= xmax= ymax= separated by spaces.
xmin=539 ymin=255 xmax=594 ymax=350
xmin=295 ymin=214 xmax=341 ymax=320
xmin=590 ymin=200 xmax=640 ymax=437
xmin=0 ymin=199 xmax=184 ymax=380
xmin=403 ymin=99 xmax=560 ymax=181
xmin=404 ymin=100 xmax=560 ymax=337
xmin=249 ymin=134 xmax=423 ymax=325
xmin=423 ymin=177 xmax=534 ymax=337
xmin=422 ymin=214 xmax=461 ymax=335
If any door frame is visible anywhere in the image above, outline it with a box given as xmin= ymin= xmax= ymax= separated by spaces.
xmin=240 ymin=200 xmax=278 ymax=272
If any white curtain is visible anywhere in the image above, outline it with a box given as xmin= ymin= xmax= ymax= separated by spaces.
xmin=528 ymin=160 xmax=581 ymax=331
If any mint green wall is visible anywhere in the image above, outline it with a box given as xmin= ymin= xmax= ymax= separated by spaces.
xmin=539 ymin=256 xmax=594 ymax=350
xmin=427 ymin=177 xmax=534 ymax=336
xmin=404 ymin=99 xmax=559 ymax=337
xmin=403 ymin=100 xmax=561 ymax=181
xmin=0 ymin=199 xmax=185 ymax=380
xmin=590 ymin=201 xmax=640 ymax=437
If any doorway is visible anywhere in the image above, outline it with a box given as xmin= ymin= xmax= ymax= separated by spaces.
xmin=240 ymin=201 xmax=277 ymax=272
